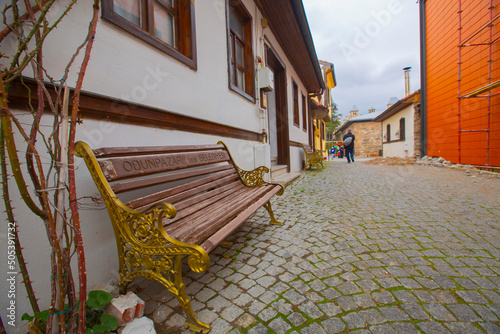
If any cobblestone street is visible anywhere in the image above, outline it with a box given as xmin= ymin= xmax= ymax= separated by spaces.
xmin=132 ymin=159 xmax=500 ymax=333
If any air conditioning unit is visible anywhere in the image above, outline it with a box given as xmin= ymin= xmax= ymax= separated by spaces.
xmin=258 ymin=67 xmax=274 ymax=92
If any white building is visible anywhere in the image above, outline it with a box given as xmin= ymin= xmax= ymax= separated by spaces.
xmin=0 ymin=0 xmax=326 ymax=330
xmin=374 ymin=91 xmax=421 ymax=158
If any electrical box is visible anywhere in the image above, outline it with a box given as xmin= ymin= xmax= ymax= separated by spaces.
xmin=258 ymin=67 xmax=274 ymax=92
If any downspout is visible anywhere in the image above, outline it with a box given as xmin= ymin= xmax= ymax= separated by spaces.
xmin=419 ymin=0 xmax=428 ymax=157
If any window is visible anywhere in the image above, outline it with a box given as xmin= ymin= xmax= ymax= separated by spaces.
xmin=293 ymin=80 xmax=299 ymax=127
xmin=228 ymin=0 xmax=254 ymax=99
xmin=102 ymin=0 xmax=196 ymax=69
xmin=386 ymin=124 xmax=391 ymax=142
xmin=302 ymin=93 xmax=307 ymax=131
xmin=399 ymin=118 xmax=406 ymax=140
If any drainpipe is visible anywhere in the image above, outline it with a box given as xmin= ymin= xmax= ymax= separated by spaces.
xmin=419 ymin=0 xmax=428 ymax=157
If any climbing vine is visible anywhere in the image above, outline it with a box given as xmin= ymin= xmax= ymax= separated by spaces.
xmin=1 ymin=1 xmax=100 ymax=332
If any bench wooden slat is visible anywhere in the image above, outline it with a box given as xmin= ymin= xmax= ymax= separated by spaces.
xmin=201 ymin=186 xmax=281 ymax=252
xmin=112 ymin=164 xmax=234 ymax=194
xmin=167 ymin=185 xmax=274 ymax=245
xmin=99 ymin=150 xmax=231 ymax=181
xmin=166 ymin=182 xmax=246 ymax=223
xmin=93 ymin=144 xmax=225 ymax=158
xmin=167 ymin=184 xmax=255 ymax=236
xmin=128 ymin=172 xmax=240 ymax=209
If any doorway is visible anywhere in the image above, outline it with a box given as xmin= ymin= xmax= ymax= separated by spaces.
xmin=265 ymin=43 xmax=289 ymax=170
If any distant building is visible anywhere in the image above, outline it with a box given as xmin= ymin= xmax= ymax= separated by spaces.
xmin=311 ymin=60 xmax=337 ymax=159
xmin=335 ymin=108 xmax=383 ymax=157
xmin=345 ymin=105 xmax=359 ymax=121
xmin=374 ymin=91 xmax=421 ymax=158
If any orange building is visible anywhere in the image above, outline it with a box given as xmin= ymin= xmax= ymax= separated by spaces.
xmin=420 ymin=0 xmax=499 ymax=167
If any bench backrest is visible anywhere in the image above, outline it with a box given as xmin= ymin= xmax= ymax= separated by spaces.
xmin=301 ymin=144 xmax=314 ymax=154
xmin=75 ymin=142 xmax=242 ymax=211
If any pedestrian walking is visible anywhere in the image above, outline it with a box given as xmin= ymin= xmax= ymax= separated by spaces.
xmin=343 ymin=129 xmax=355 ymax=163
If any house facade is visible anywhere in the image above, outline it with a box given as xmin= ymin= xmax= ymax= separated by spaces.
xmin=334 ymin=108 xmax=383 ymax=157
xmin=312 ymin=60 xmax=337 ymax=158
xmin=374 ymin=91 xmax=421 ymax=158
xmin=0 ymin=0 xmax=325 ymax=329
xmin=420 ymin=0 xmax=499 ymax=167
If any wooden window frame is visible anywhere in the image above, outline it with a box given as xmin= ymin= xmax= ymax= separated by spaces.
xmin=227 ymin=0 xmax=255 ymax=101
xmin=292 ymin=79 xmax=299 ymax=127
xmin=301 ymin=92 xmax=307 ymax=131
xmin=102 ymin=0 xmax=197 ymax=69
xmin=399 ymin=117 xmax=406 ymax=141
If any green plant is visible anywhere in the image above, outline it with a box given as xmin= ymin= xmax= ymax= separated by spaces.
xmin=22 ymin=290 xmax=117 ymax=334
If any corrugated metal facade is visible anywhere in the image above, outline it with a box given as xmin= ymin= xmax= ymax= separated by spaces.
xmin=425 ymin=0 xmax=500 ymax=166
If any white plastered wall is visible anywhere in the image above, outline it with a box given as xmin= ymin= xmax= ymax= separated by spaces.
xmin=0 ymin=0 xmax=314 ymax=329
xmin=382 ymin=105 xmax=415 ymax=158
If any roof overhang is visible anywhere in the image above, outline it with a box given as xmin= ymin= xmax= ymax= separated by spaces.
xmin=257 ymin=0 xmax=325 ymax=94
xmin=311 ymin=99 xmax=329 ymax=120
xmin=373 ymin=90 xmax=421 ymax=122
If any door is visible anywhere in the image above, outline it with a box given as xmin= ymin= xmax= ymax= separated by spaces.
xmin=265 ymin=43 xmax=289 ymax=169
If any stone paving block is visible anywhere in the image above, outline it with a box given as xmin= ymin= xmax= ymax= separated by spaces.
xmin=358 ymin=308 xmax=388 ymax=326
xmin=372 ymin=290 xmax=396 ymax=304
xmin=258 ymin=307 xmax=278 ymax=322
xmin=430 ymin=290 xmax=458 ymax=304
xmin=298 ymin=301 xmax=323 ymax=319
xmin=445 ymin=322 xmax=484 ymax=334
xmin=353 ymin=293 xmax=376 ymax=309
xmin=393 ymin=290 xmax=418 ymax=304
xmin=376 ymin=277 xmax=402 ymax=289
xmin=342 ymin=312 xmax=366 ymax=329
xmin=391 ymin=322 xmax=420 ymax=334
xmin=268 ymin=317 xmax=291 ymax=334
xmin=379 ymin=305 xmax=410 ymax=321
xmin=417 ymin=321 xmax=452 ymax=334
xmin=480 ymin=322 xmax=500 ymax=334
xmin=414 ymin=290 xmax=438 ymax=303
xmin=471 ymin=304 xmax=500 ymax=322
xmin=447 ymin=303 xmax=482 ymax=322
xmin=282 ymin=289 xmax=306 ymax=305
xmin=207 ymin=295 xmax=231 ymax=312
xmin=299 ymin=322 xmax=327 ymax=334
xmin=456 ymin=290 xmax=490 ymax=304
xmin=455 ymin=278 xmax=481 ymax=289
xmin=370 ymin=323 xmax=397 ymax=334
xmin=271 ymin=299 xmax=293 ymax=316
xmin=336 ymin=296 xmax=358 ymax=311
xmin=287 ymin=312 xmax=307 ymax=326
xmin=401 ymin=303 xmax=429 ymax=320
xmin=423 ymin=303 xmax=457 ymax=322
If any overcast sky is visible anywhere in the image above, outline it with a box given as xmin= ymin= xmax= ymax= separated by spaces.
xmin=303 ymin=0 xmax=421 ymax=119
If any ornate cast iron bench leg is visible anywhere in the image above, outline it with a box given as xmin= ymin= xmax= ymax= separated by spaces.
xmin=264 ymin=201 xmax=281 ymax=225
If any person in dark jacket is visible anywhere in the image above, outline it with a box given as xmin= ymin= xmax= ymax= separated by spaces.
xmin=343 ymin=129 xmax=355 ymax=163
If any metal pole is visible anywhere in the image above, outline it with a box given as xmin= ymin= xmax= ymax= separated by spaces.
xmin=458 ymin=0 xmax=462 ymax=164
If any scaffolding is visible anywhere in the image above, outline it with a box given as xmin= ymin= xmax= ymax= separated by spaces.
xmin=457 ymin=0 xmax=499 ymax=167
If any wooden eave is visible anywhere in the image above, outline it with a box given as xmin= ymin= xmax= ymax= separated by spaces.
xmin=256 ymin=0 xmax=325 ymax=94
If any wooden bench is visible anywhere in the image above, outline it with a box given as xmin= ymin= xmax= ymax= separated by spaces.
xmin=300 ymin=143 xmax=324 ymax=170
xmin=75 ymin=141 xmax=284 ymax=333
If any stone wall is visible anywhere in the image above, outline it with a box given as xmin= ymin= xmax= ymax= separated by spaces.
xmin=339 ymin=122 xmax=382 ymax=157
xmin=413 ymin=103 xmax=421 ymax=158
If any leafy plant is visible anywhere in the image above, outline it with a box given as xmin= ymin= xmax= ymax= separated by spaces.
xmin=85 ymin=290 xmax=117 ymax=334
xmin=22 ymin=290 xmax=117 ymax=334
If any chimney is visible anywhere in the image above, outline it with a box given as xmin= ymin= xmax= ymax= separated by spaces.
xmin=368 ymin=107 xmax=375 ymax=113
xmin=403 ymin=67 xmax=411 ymax=96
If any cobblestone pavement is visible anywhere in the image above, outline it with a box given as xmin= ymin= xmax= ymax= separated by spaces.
xmin=131 ymin=159 xmax=500 ymax=333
